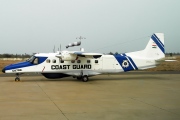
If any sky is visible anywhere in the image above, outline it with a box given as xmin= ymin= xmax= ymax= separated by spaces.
xmin=0 ymin=0 xmax=180 ymax=55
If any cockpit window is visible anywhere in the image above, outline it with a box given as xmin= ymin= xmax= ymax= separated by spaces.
xmin=33 ymin=58 xmax=38 ymax=64
xmin=27 ymin=56 xmax=38 ymax=64
xmin=27 ymin=56 xmax=47 ymax=65
xmin=27 ymin=56 xmax=36 ymax=63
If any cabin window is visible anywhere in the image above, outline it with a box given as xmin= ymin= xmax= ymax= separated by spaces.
xmin=52 ymin=59 xmax=56 ymax=63
xmin=77 ymin=60 xmax=81 ymax=63
xmin=95 ymin=60 xmax=98 ymax=63
xmin=87 ymin=60 xmax=91 ymax=63
xmin=46 ymin=59 xmax=51 ymax=63
xmin=61 ymin=60 xmax=64 ymax=63
xmin=71 ymin=60 xmax=75 ymax=63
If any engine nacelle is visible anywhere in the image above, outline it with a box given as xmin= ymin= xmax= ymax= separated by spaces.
xmin=61 ymin=51 xmax=77 ymax=61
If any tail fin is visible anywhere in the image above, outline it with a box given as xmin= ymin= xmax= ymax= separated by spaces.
xmin=126 ymin=33 xmax=165 ymax=60
xmin=144 ymin=33 xmax=165 ymax=59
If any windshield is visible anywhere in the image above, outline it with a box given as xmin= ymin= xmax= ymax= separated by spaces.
xmin=26 ymin=56 xmax=36 ymax=63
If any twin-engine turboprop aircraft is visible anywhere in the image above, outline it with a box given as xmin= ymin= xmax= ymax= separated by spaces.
xmin=2 ymin=33 xmax=165 ymax=82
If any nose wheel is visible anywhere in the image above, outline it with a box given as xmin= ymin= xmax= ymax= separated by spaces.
xmin=15 ymin=73 xmax=20 ymax=81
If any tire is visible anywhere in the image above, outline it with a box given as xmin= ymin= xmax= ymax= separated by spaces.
xmin=82 ymin=76 xmax=88 ymax=82
xmin=15 ymin=78 xmax=20 ymax=81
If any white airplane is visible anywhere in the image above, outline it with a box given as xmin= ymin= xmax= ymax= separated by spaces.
xmin=2 ymin=33 xmax=165 ymax=82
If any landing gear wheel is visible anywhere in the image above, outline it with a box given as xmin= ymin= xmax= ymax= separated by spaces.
xmin=15 ymin=77 xmax=20 ymax=81
xmin=15 ymin=73 xmax=20 ymax=82
xmin=82 ymin=76 xmax=88 ymax=82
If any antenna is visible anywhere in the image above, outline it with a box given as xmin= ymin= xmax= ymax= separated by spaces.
xmin=76 ymin=36 xmax=86 ymax=40
xmin=58 ymin=44 xmax=61 ymax=54
xmin=53 ymin=45 xmax=55 ymax=53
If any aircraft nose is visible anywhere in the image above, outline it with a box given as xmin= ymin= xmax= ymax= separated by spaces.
xmin=2 ymin=68 xmax=5 ymax=73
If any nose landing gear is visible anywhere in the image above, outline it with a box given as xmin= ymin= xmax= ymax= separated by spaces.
xmin=15 ymin=73 xmax=20 ymax=81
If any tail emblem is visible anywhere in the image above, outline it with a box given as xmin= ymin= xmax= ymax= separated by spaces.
xmin=122 ymin=60 xmax=129 ymax=68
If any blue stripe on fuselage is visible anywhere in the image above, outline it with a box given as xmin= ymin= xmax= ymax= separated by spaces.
xmin=122 ymin=53 xmax=126 ymax=56
xmin=120 ymin=54 xmax=138 ymax=70
xmin=38 ymin=57 xmax=48 ymax=64
xmin=114 ymin=54 xmax=136 ymax=72
xmin=126 ymin=56 xmax=138 ymax=70
xmin=4 ymin=57 xmax=47 ymax=71
xmin=4 ymin=61 xmax=34 ymax=71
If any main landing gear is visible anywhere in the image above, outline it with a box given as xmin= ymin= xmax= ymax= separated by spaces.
xmin=82 ymin=75 xmax=88 ymax=82
xmin=76 ymin=75 xmax=89 ymax=82
xmin=15 ymin=73 xmax=20 ymax=81
xmin=75 ymin=70 xmax=89 ymax=82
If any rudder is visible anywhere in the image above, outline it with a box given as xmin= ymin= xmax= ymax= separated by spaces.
xmin=144 ymin=33 xmax=165 ymax=59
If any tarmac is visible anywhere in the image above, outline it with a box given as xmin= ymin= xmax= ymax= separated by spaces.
xmin=0 ymin=71 xmax=180 ymax=120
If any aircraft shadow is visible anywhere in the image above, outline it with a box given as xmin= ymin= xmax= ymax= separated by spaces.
xmin=5 ymin=75 xmax=165 ymax=82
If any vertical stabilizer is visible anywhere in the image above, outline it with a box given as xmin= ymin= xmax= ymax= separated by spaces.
xmin=143 ymin=33 xmax=165 ymax=59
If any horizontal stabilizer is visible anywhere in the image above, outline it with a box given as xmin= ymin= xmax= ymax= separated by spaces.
xmin=155 ymin=57 xmax=177 ymax=62
xmin=165 ymin=60 xmax=177 ymax=62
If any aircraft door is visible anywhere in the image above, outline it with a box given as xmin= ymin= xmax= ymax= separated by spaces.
xmin=92 ymin=58 xmax=103 ymax=71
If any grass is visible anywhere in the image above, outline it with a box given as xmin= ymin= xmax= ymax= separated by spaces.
xmin=146 ymin=56 xmax=180 ymax=71
xmin=0 ymin=56 xmax=180 ymax=73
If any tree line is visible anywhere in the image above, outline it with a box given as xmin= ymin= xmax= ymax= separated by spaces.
xmin=0 ymin=54 xmax=31 ymax=58
xmin=108 ymin=52 xmax=180 ymax=56
xmin=0 ymin=52 xmax=179 ymax=58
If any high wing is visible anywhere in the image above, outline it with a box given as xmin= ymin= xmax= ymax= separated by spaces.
xmin=70 ymin=51 xmax=103 ymax=56
xmin=55 ymin=51 xmax=104 ymax=60
xmin=69 ymin=51 xmax=103 ymax=58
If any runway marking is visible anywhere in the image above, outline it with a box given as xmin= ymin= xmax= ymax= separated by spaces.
xmin=36 ymin=81 xmax=69 ymax=120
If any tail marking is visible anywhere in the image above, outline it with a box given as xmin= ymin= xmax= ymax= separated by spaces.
xmin=151 ymin=34 xmax=165 ymax=53
xmin=115 ymin=54 xmax=138 ymax=72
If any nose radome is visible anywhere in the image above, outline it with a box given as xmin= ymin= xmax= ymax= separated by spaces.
xmin=2 ymin=68 xmax=5 ymax=73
